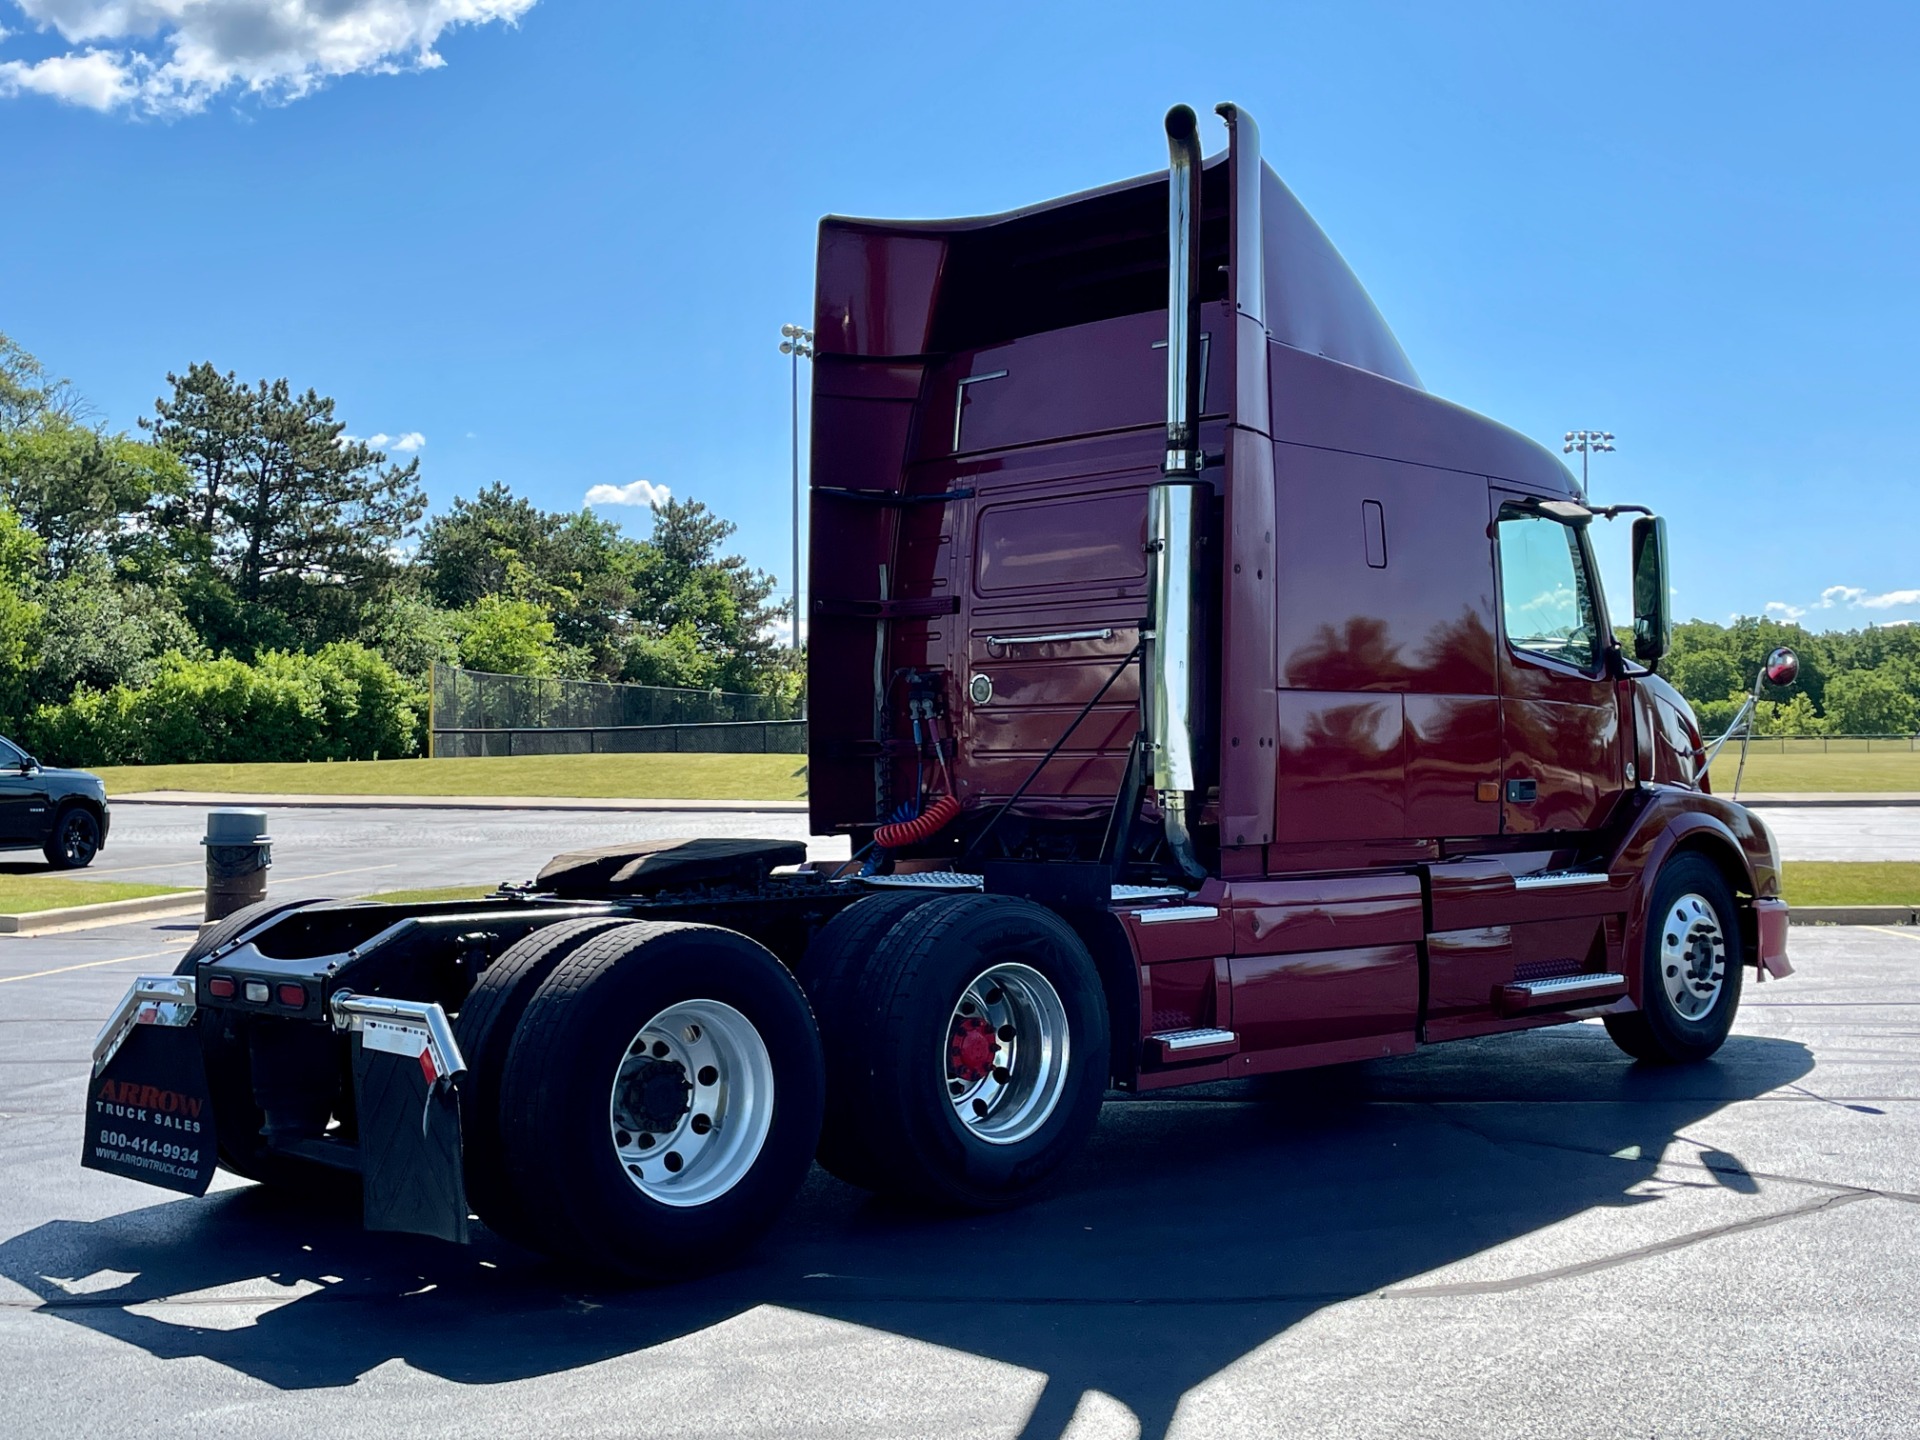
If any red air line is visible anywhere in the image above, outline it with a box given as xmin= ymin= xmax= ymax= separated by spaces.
xmin=874 ymin=794 xmax=960 ymax=848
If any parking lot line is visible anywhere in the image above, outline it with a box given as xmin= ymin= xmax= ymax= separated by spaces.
xmin=272 ymin=863 xmax=399 ymax=884
xmin=0 ymin=945 xmax=190 ymax=985
xmin=1870 ymin=926 xmax=1920 ymax=944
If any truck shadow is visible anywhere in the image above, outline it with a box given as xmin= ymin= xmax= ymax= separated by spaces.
xmin=1 ymin=1025 xmax=1814 ymax=1439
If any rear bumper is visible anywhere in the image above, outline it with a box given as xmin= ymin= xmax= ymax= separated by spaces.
xmin=1754 ymin=897 xmax=1792 ymax=978
xmin=85 ymin=974 xmax=471 ymax=1241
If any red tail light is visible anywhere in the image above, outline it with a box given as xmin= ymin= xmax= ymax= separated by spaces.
xmin=206 ymin=976 xmax=236 ymax=999
xmin=276 ymin=982 xmax=307 ymax=1008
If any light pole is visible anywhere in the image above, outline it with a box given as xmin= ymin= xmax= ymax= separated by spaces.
xmin=1562 ymin=430 xmax=1615 ymax=501
xmin=779 ymin=324 xmax=814 ymax=650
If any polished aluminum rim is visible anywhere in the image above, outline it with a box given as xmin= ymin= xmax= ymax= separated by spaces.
xmin=607 ymin=999 xmax=774 ymax=1209
xmin=944 ymin=962 xmax=1070 ymax=1147
xmin=1659 ymin=892 xmax=1728 ymax=1021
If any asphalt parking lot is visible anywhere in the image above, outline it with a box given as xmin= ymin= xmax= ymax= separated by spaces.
xmin=1 ymin=919 xmax=1914 ymax=1439
xmin=1755 ymin=800 xmax=1920 ymax=861
xmin=28 ymin=802 xmax=847 ymax=902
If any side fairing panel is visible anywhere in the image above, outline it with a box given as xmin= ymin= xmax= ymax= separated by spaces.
xmin=1269 ymin=436 xmax=1503 ymax=843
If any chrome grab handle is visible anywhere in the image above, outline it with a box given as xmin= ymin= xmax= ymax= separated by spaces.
xmin=329 ymin=989 xmax=467 ymax=1081
xmin=92 ymin=974 xmax=196 ymax=1076
xmin=984 ymin=628 xmax=1115 ymax=651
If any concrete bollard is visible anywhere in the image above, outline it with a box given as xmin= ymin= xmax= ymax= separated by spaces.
xmin=203 ymin=809 xmax=272 ymax=923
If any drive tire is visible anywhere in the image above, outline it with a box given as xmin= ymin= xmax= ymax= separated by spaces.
xmin=43 ymin=804 xmax=101 ymax=869
xmin=833 ymin=894 xmax=1108 ymax=1210
xmin=1606 ymin=854 xmax=1745 ymax=1065
xmin=497 ymin=921 xmax=824 ymax=1280
xmin=454 ymin=917 xmax=631 ymax=1249
xmin=174 ymin=897 xmax=356 ymax=1192
xmin=796 ymin=890 xmax=942 ymax=1190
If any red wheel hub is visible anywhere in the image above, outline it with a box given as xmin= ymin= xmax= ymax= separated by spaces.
xmin=948 ymin=1016 xmax=996 ymax=1083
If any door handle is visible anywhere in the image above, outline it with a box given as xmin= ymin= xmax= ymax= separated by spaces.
xmin=1505 ymin=778 xmax=1537 ymax=803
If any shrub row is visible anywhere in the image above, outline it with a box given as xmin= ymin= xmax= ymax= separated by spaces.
xmin=21 ymin=643 xmax=426 ymax=767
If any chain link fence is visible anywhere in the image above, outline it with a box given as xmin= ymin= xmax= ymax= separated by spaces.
xmin=1729 ymin=735 xmax=1919 ymax=754
xmin=429 ymin=665 xmax=805 ymax=757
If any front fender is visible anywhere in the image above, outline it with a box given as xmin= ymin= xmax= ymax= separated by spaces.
xmin=1605 ymin=785 xmax=1783 ymax=993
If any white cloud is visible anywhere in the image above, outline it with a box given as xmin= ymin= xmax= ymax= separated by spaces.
xmin=1858 ymin=588 xmax=1920 ymax=610
xmin=1806 ymin=583 xmax=1920 ymax=612
xmin=584 ymin=479 xmax=671 ymax=509
xmin=1763 ymin=601 xmax=1806 ymax=621
xmin=0 ymin=48 xmax=138 ymax=110
xmin=342 ymin=430 xmax=423 ymax=453
xmin=0 ymin=0 xmax=535 ymax=116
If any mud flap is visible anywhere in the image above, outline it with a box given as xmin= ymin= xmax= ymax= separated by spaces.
xmin=337 ymin=996 xmax=470 ymax=1244
xmin=81 ymin=976 xmax=217 ymax=1196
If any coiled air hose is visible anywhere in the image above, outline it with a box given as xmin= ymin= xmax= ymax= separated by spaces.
xmin=874 ymin=793 xmax=960 ymax=848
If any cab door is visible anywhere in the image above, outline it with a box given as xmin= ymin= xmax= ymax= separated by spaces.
xmin=1490 ymin=493 xmax=1624 ymax=836
xmin=0 ymin=739 xmax=41 ymax=844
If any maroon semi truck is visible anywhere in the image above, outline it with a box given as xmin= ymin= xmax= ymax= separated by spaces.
xmin=84 ymin=104 xmax=1792 ymax=1276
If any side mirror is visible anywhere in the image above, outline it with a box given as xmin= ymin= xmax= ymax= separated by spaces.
xmin=1629 ymin=515 xmax=1671 ymax=666
xmin=1763 ymin=646 xmax=1800 ymax=689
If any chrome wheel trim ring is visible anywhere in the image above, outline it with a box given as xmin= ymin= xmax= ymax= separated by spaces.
xmin=944 ymin=961 xmax=1071 ymax=1147
xmin=1659 ymin=892 xmax=1729 ymax=1021
xmin=607 ymin=998 xmax=775 ymax=1209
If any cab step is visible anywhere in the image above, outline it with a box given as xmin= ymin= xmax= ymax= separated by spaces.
xmin=1148 ymin=1027 xmax=1240 ymax=1062
xmin=1498 ymin=972 xmax=1628 ymax=1013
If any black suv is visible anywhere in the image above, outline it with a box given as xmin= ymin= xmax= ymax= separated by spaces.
xmin=0 ymin=736 xmax=110 ymax=868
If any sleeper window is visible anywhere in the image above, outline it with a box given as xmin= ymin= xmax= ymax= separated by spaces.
xmin=1496 ymin=511 xmax=1601 ymax=672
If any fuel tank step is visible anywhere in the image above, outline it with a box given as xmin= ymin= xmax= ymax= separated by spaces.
xmin=1497 ymin=971 xmax=1628 ymax=1013
xmin=1148 ymin=1027 xmax=1240 ymax=1063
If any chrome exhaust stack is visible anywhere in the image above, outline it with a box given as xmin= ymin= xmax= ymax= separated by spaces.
xmin=1161 ymin=105 xmax=1203 ymax=478
xmin=1144 ymin=105 xmax=1208 ymax=881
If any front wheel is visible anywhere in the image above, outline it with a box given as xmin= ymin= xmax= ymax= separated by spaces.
xmin=496 ymin=921 xmax=824 ymax=1279
xmin=44 ymin=806 xmax=101 ymax=869
xmin=1605 ymin=854 xmax=1744 ymax=1064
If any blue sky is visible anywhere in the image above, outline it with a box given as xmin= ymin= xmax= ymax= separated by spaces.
xmin=3 ymin=1 xmax=1915 ymax=634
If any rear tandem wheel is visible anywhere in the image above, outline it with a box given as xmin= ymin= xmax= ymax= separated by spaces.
xmin=814 ymin=893 xmax=1110 ymax=1210
xmin=495 ymin=920 xmax=825 ymax=1278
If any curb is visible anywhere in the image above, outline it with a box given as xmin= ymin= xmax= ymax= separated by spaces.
xmin=0 ymin=890 xmax=204 ymax=935
xmin=1789 ymin=905 xmax=1918 ymax=926
xmin=112 ymin=791 xmax=810 ymax=814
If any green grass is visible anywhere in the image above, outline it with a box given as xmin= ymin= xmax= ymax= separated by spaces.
xmin=93 ymin=752 xmax=809 ymax=802
xmin=1780 ymin=862 xmax=1920 ymax=907
xmin=0 ymin=874 xmax=193 ymax=915
xmin=1706 ymin=748 xmax=1920 ymax=794
xmin=359 ymin=885 xmax=501 ymax=904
